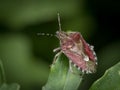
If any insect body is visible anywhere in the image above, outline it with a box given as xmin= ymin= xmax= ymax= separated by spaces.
xmin=53 ymin=13 xmax=97 ymax=74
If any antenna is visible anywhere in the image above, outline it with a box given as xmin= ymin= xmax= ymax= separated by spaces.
xmin=37 ymin=13 xmax=62 ymax=37
xmin=37 ymin=33 xmax=54 ymax=37
xmin=57 ymin=13 xmax=62 ymax=31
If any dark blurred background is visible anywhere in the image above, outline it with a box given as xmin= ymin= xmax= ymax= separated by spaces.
xmin=0 ymin=0 xmax=120 ymax=90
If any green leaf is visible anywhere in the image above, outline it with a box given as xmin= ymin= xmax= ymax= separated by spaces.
xmin=42 ymin=54 xmax=83 ymax=90
xmin=89 ymin=61 xmax=120 ymax=90
xmin=0 ymin=83 xmax=20 ymax=90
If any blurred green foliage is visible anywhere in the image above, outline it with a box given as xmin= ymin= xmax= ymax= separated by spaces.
xmin=0 ymin=0 xmax=120 ymax=90
xmin=0 ymin=60 xmax=6 ymax=85
xmin=0 ymin=83 xmax=20 ymax=90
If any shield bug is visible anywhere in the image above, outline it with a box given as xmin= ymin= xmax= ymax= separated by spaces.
xmin=53 ymin=13 xmax=97 ymax=74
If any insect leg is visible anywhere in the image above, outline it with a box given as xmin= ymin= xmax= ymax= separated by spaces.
xmin=53 ymin=47 xmax=61 ymax=53
xmin=52 ymin=51 xmax=62 ymax=64
xmin=69 ymin=60 xmax=73 ymax=73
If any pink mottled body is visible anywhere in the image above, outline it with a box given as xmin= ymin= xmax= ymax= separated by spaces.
xmin=54 ymin=13 xmax=97 ymax=74
xmin=56 ymin=31 xmax=97 ymax=73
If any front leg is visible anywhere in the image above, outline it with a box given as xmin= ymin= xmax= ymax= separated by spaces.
xmin=52 ymin=51 xmax=62 ymax=64
xmin=52 ymin=47 xmax=61 ymax=64
xmin=53 ymin=47 xmax=61 ymax=53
